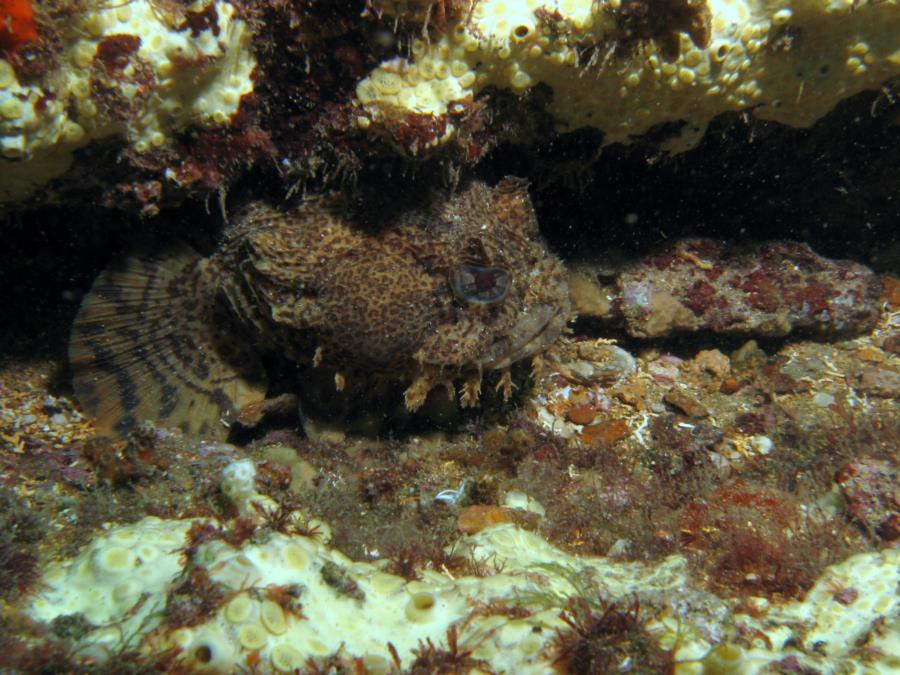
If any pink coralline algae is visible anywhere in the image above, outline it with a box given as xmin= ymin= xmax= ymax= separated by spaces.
xmin=612 ymin=239 xmax=883 ymax=338
xmin=836 ymin=458 xmax=899 ymax=541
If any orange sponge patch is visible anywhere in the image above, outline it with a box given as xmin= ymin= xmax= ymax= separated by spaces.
xmin=0 ymin=0 xmax=39 ymax=53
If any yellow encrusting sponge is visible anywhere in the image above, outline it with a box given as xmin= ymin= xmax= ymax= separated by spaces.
xmin=354 ymin=0 xmax=900 ymax=152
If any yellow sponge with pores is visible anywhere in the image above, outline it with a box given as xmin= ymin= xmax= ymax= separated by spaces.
xmin=354 ymin=0 xmax=900 ymax=151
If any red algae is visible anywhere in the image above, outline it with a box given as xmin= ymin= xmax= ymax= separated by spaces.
xmin=94 ymin=34 xmax=141 ymax=71
xmin=836 ymin=458 xmax=899 ymax=541
xmin=552 ymin=595 xmax=675 ymax=675
xmin=679 ymin=481 xmax=853 ymax=598
xmin=611 ymin=239 xmax=883 ymax=338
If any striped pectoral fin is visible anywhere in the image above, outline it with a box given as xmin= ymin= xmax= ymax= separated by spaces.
xmin=69 ymin=247 xmax=267 ymax=440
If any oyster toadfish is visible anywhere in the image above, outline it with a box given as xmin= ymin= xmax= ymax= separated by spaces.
xmin=70 ymin=178 xmax=570 ymax=439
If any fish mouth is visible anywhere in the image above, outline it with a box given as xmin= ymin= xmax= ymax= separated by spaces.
xmin=475 ymin=300 xmax=570 ymax=371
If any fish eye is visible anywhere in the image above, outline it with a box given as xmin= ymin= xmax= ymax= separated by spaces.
xmin=449 ymin=265 xmax=510 ymax=305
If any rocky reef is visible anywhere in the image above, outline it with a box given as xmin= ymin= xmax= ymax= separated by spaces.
xmin=572 ymin=238 xmax=884 ymax=338
xmin=355 ymin=0 xmax=900 ymax=152
xmin=1 ymin=0 xmax=899 ymax=210
xmin=0 ymin=1 xmax=898 ymax=674
xmin=1 ymin=298 xmax=898 ymax=671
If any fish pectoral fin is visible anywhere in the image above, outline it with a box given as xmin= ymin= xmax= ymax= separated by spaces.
xmin=231 ymin=393 xmax=299 ymax=429
xmin=69 ymin=246 xmax=267 ymax=440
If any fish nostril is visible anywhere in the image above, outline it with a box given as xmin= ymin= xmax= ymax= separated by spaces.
xmin=449 ymin=265 xmax=510 ymax=305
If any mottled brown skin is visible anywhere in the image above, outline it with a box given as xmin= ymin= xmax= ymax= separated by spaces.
xmin=70 ymin=178 xmax=570 ymax=439
xmin=218 ymin=177 xmax=570 ymax=409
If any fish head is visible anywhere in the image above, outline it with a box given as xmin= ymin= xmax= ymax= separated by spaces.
xmin=413 ymin=177 xmax=571 ymax=372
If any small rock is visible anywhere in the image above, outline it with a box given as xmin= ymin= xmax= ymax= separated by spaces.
xmin=569 ymin=272 xmax=613 ymax=318
xmin=882 ymin=334 xmax=900 ymax=355
xmin=854 ymin=366 xmax=900 ymax=398
xmin=748 ymin=435 xmax=773 ymax=455
xmin=856 ymin=346 xmax=885 ymax=363
xmin=877 ymin=513 xmax=900 ymax=541
xmin=782 ymin=355 xmax=826 ymax=379
xmin=719 ymin=378 xmax=741 ymax=395
xmin=456 ymin=505 xmax=514 ymax=535
xmin=43 ymin=396 xmax=62 ymax=414
xmin=615 ymin=239 xmax=882 ymax=338
xmin=21 ymin=414 xmax=37 ymax=425
xmin=647 ymin=357 xmax=681 ymax=385
xmin=606 ymin=539 xmax=631 ymax=557
xmin=836 ymin=458 xmax=898 ymax=540
xmin=663 ymin=390 xmax=709 ymax=418
xmin=50 ymin=413 xmax=67 ymax=425
xmin=581 ymin=419 xmax=631 ymax=446
xmin=732 ymin=340 xmax=767 ymax=373
xmin=811 ymin=392 xmax=836 ymax=408
xmin=767 ymin=372 xmax=812 ymax=394
xmin=563 ymin=342 xmax=637 ymax=386
xmin=566 ymin=404 xmax=597 ymax=426
xmin=883 ymin=275 xmax=900 ymax=309
xmin=503 ymin=491 xmax=546 ymax=516
xmin=694 ymin=349 xmax=731 ymax=379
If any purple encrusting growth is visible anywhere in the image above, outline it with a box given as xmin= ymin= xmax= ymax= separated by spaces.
xmin=836 ymin=458 xmax=899 ymax=541
xmin=610 ymin=239 xmax=883 ymax=338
